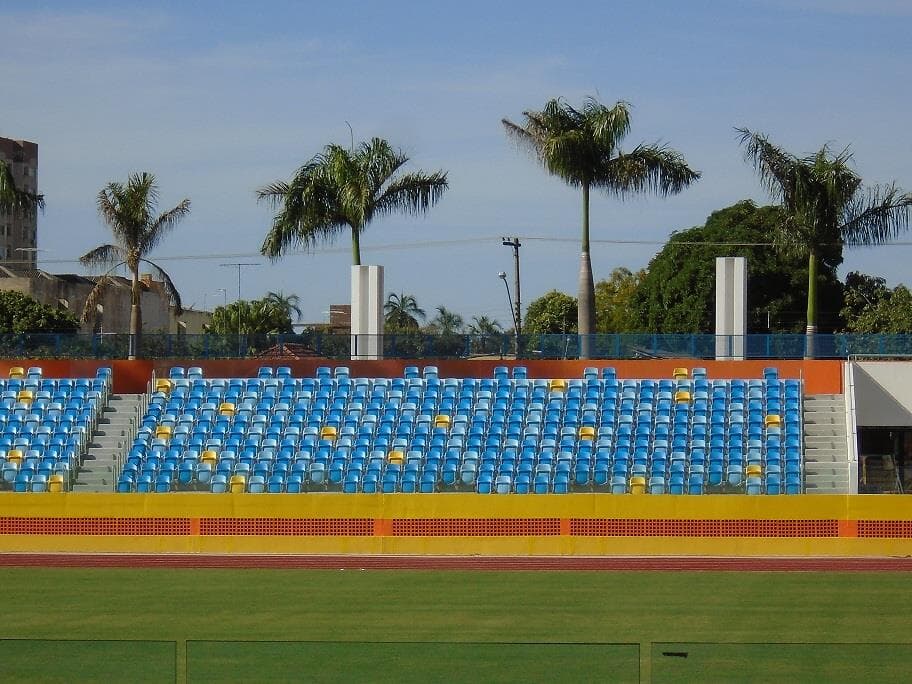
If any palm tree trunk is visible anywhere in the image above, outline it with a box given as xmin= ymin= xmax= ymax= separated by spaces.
xmin=129 ymin=268 xmax=142 ymax=360
xmin=351 ymin=225 xmax=362 ymax=266
xmin=805 ymin=249 xmax=817 ymax=359
xmin=578 ymin=182 xmax=595 ymax=359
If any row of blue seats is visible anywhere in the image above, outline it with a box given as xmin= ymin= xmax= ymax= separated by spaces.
xmin=121 ymin=467 xmax=801 ymax=495
xmin=168 ymin=364 xmax=787 ymax=382
xmin=120 ymin=441 xmax=801 ymax=494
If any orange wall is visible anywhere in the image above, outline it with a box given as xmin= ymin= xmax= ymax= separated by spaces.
xmin=0 ymin=358 xmax=844 ymax=395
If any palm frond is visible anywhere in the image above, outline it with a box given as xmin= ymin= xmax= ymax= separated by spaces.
xmin=80 ymin=270 xmax=123 ymax=323
xmin=736 ymin=128 xmax=802 ymax=204
xmin=255 ymin=181 xmax=291 ymax=207
xmin=139 ymin=259 xmax=183 ymax=315
xmin=600 ymin=144 xmax=701 ymax=197
xmin=79 ymin=244 xmax=127 ymax=268
xmin=141 ymin=197 xmax=191 ymax=254
xmin=0 ymin=160 xmax=44 ymax=214
xmin=373 ymin=172 xmax=449 ymax=219
xmin=842 ymin=184 xmax=912 ymax=246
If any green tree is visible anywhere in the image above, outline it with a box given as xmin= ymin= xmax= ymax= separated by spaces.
xmin=258 ymin=137 xmax=448 ymax=265
xmin=384 ymin=292 xmax=425 ymax=332
xmin=503 ymin=97 xmax=699 ymax=357
xmin=595 ymin=267 xmax=645 ymax=333
xmin=264 ymin=291 xmax=302 ymax=324
xmin=206 ymin=298 xmax=294 ymax=336
xmin=0 ymin=291 xmax=79 ymax=334
xmin=523 ymin=290 xmax=578 ymax=335
xmin=631 ymin=201 xmax=843 ymax=333
xmin=0 ymin=159 xmax=44 ymax=214
xmin=79 ymin=172 xmax=190 ymax=359
xmin=738 ymin=129 xmax=912 ymax=353
xmin=840 ymin=272 xmax=890 ymax=331
xmin=841 ymin=272 xmax=912 ymax=334
xmin=424 ymin=306 xmax=465 ymax=357
xmin=426 ymin=306 xmax=464 ymax=335
xmin=467 ymin=315 xmax=503 ymax=336
xmin=467 ymin=315 xmax=505 ymax=356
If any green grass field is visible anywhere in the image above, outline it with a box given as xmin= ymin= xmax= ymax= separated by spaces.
xmin=0 ymin=568 xmax=909 ymax=682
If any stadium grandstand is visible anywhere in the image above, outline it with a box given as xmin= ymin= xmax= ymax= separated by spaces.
xmin=0 ymin=356 xmax=907 ymax=561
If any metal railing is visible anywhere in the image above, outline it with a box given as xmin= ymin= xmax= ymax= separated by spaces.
xmin=6 ymin=331 xmax=912 ymax=360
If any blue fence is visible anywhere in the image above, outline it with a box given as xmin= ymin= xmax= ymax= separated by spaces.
xmin=2 ymin=332 xmax=912 ymax=360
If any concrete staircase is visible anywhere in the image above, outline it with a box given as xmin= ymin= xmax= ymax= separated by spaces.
xmin=802 ymin=393 xmax=851 ymax=494
xmin=75 ymin=393 xmax=143 ymax=492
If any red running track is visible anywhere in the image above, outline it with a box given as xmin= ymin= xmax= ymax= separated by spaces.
xmin=0 ymin=554 xmax=911 ymax=571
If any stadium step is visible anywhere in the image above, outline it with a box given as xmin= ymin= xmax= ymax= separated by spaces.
xmin=802 ymin=393 xmax=850 ymax=495
xmin=77 ymin=393 xmax=145 ymax=492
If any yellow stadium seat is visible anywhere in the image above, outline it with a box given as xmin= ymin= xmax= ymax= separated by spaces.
xmin=674 ymin=390 xmax=691 ymax=403
xmin=229 ymin=475 xmax=246 ymax=493
xmin=320 ymin=426 xmax=337 ymax=441
xmin=578 ymin=426 xmax=596 ymax=440
xmin=154 ymin=379 xmax=173 ymax=394
xmin=673 ymin=367 xmax=689 ymax=380
xmin=8 ymin=366 xmax=25 ymax=379
xmin=155 ymin=425 xmax=173 ymax=439
xmin=7 ymin=449 xmax=23 ymax=466
xmin=434 ymin=414 xmax=451 ymax=429
xmin=218 ymin=402 xmax=236 ymax=416
xmin=388 ymin=450 xmax=404 ymax=465
xmin=764 ymin=414 xmax=781 ymax=427
xmin=16 ymin=390 xmax=34 ymax=405
xmin=549 ymin=379 xmax=568 ymax=392
xmin=629 ymin=476 xmax=646 ymax=494
xmin=48 ymin=474 xmax=65 ymax=493
xmin=201 ymin=449 xmax=218 ymax=463
xmin=746 ymin=464 xmax=763 ymax=478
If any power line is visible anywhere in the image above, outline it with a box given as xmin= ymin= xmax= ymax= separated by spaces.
xmin=8 ymin=233 xmax=912 ymax=268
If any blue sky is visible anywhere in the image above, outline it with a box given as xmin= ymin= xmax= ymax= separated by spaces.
xmin=2 ymin=0 xmax=911 ymax=328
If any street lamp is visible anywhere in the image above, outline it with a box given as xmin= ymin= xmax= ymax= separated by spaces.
xmin=498 ymin=271 xmax=520 ymax=358
xmin=14 ymin=247 xmax=44 ymax=270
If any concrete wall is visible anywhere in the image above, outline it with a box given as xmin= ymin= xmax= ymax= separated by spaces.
xmin=852 ymin=362 xmax=912 ymax=427
xmin=0 ymin=359 xmax=845 ymax=395
xmin=0 ymin=493 xmax=908 ymax=557
xmin=0 ymin=272 xmax=191 ymax=334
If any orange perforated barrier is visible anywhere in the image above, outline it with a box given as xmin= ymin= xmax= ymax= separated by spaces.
xmin=392 ymin=518 xmax=561 ymax=536
xmin=857 ymin=521 xmax=912 ymax=537
xmin=199 ymin=518 xmax=374 ymax=536
xmin=569 ymin=519 xmax=839 ymax=537
xmin=0 ymin=517 xmax=190 ymax=535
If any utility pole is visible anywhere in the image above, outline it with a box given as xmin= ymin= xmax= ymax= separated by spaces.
xmin=219 ymin=262 xmax=259 ymax=356
xmin=502 ymin=237 xmax=522 ymax=356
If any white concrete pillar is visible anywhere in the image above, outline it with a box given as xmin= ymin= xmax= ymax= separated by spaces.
xmin=351 ymin=265 xmax=384 ymax=360
xmin=715 ymin=256 xmax=746 ymax=360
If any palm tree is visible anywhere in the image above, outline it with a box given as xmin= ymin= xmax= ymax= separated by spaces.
xmin=738 ymin=129 xmax=912 ymax=354
xmin=258 ymin=137 xmax=448 ymax=265
xmin=384 ymin=292 xmax=425 ymax=331
xmin=429 ymin=306 xmax=464 ymax=335
xmin=80 ymin=172 xmax=190 ymax=359
xmin=208 ymin=298 xmax=294 ymax=336
xmin=468 ymin=315 xmax=503 ymax=336
xmin=264 ymin=291 xmax=303 ymax=324
xmin=0 ymin=159 xmax=44 ymax=214
xmin=503 ymin=97 xmax=699 ymax=357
